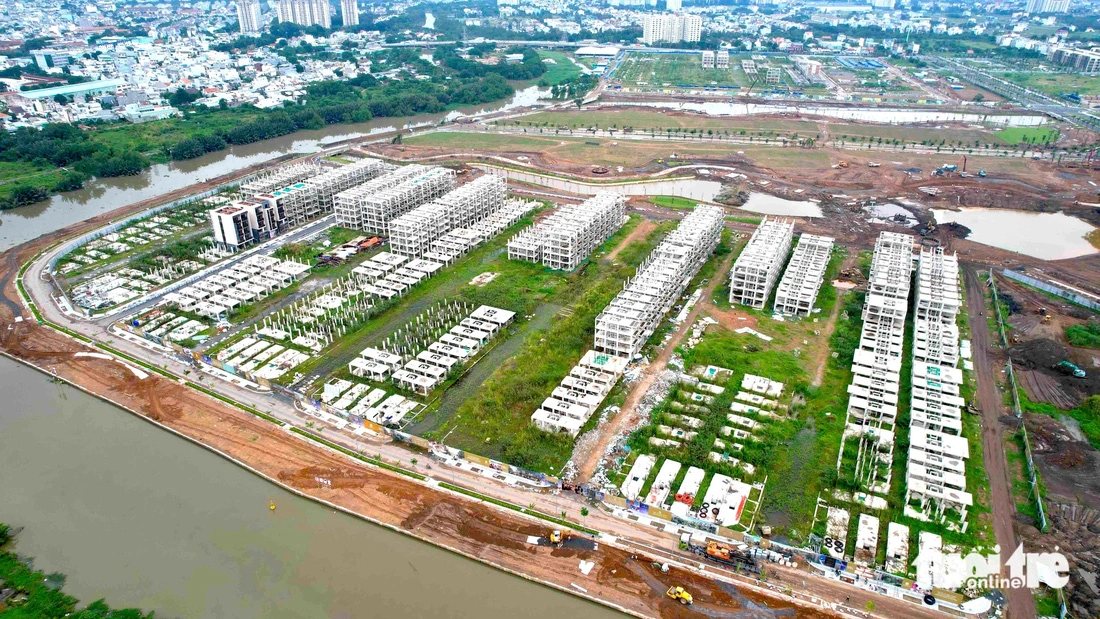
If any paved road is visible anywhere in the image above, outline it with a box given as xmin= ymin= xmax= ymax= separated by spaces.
xmin=962 ymin=264 xmax=1036 ymax=619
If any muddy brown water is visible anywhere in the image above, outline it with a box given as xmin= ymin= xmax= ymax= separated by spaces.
xmin=0 ymin=358 xmax=623 ymax=618
xmin=0 ymin=86 xmax=549 ymax=251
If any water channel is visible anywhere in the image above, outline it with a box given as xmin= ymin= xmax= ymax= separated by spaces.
xmin=0 ymin=359 xmax=622 ymax=618
xmin=0 ymin=86 xmax=550 ymax=251
xmin=931 ymin=207 xmax=1098 ymax=261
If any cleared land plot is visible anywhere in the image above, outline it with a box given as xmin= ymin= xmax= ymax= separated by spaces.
xmin=830 ymin=124 xmax=1019 ymax=146
xmin=613 ymin=52 xmax=760 ymax=89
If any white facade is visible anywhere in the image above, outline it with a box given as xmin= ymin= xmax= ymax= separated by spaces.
xmin=642 ymin=13 xmax=702 ymax=45
xmin=773 ymin=233 xmax=834 ymax=316
xmin=702 ymin=50 xmax=715 ymax=69
xmin=237 ymin=0 xmax=263 ymax=34
xmin=905 ymin=248 xmax=971 ymax=520
xmin=729 ymin=217 xmax=794 ymax=309
xmin=340 ymin=0 xmax=359 ymax=26
xmin=594 ymin=205 xmax=724 ymax=359
xmin=716 ymin=50 xmax=730 ymax=69
xmin=276 ymin=0 xmax=331 ymax=28
xmin=530 ymin=350 xmax=629 ymax=437
xmin=210 ymin=199 xmax=282 ymax=250
xmin=508 ymin=192 xmax=625 ymax=271
xmin=839 ymin=231 xmax=914 ymax=498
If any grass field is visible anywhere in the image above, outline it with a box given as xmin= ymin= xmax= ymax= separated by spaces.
xmin=613 ymin=52 xmax=780 ymax=90
xmin=1004 ymin=71 xmax=1100 ymax=97
xmin=994 ymin=127 xmax=1060 ymax=145
xmin=537 ymin=50 xmax=583 ymax=86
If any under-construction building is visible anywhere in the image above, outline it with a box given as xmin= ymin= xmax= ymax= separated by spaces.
xmin=773 ymin=234 xmax=834 ymax=316
xmin=388 ymin=175 xmax=507 ymax=258
xmin=905 ymin=248 xmax=971 ymax=520
xmin=306 ymin=157 xmax=395 ymax=215
xmin=425 ymin=199 xmax=538 ymax=264
xmin=593 ymin=205 xmax=725 ymax=359
xmin=839 ymin=231 xmax=914 ymax=498
xmin=333 ymin=165 xmax=455 ymax=233
xmin=729 ymin=217 xmax=794 ymax=309
xmin=507 ymin=192 xmax=625 ymax=271
xmin=530 ymin=350 xmax=629 ymax=437
xmin=240 ymin=162 xmax=322 ymax=198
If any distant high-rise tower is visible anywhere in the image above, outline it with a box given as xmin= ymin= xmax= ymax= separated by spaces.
xmin=642 ymin=13 xmax=702 ymax=45
xmin=666 ymin=0 xmax=682 ymax=10
xmin=276 ymin=0 xmax=331 ymax=29
xmin=340 ymin=0 xmax=358 ymax=26
xmin=237 ymin=0 xmax=263 ymax=34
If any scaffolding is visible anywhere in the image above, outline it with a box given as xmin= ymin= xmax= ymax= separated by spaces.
xmin=507 ymin=192 xmax=625 ymax=271
xmin=333 ymin=165 xmax=455 ymax=233
xmin=729 ymin=217 xmax=794 ymax=309
xmin=593 ymin=205 xmax=725 ymax=359
xmin=773 ymin=233 xmax=834 ymax=316
xmin=389 ymin=175 xmax=507 ymax=258
xmin=240 ymin=162 xmax=322 ymax=198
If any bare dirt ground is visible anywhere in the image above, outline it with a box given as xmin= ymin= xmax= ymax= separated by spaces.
xmin=574 ymin=251 xmax=735 ymax=485
xmin=609 ymin=218 xmax=658 ymax=262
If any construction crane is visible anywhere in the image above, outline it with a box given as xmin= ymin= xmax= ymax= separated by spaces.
xmin=666 ymin=586 xmax=694 ymax=605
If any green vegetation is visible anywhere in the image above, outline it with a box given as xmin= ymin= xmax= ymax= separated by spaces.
xmin=430 ymin=218 xmax=671 ymax=474
xmin=0 ymin=527 xmax=152 ymax=618
xmin=651 ymin=196 xmax=697 ymax=209
xmin=1065 ymin=322 xmax=1100 ymax=348
xmin=994 ymin=127 xmax=1060 ymax=146
xmin=1020 ymin=390 xmax=1100 ymax=450
xmin=1004 ymin=71 xmax=1100 ymax=97
xmin=536 ymin=50 xmax=583 ymax=87
xmin=614 ymin=52 xmax=756 ymax=89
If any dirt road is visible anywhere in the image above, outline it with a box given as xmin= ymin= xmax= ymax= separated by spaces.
xmin=962 ymin=264 xmax=1037 ymax=619
xmin=575 ymin=251 xmax=735 ymax=485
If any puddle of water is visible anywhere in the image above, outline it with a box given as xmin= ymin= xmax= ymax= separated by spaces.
xmin=739 ymin=193 xmax=823 ymax=218
xmin=866 ymin=203 xmax=918 ymax=226
xmin=932 ymin=207 xmax=1098 ymax=260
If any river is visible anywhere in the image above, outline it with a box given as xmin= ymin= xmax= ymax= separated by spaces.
xmin=0 ymin=86 xmax=551 ymax=252
xmin=0 ymin=358 xmax=622 ymax=618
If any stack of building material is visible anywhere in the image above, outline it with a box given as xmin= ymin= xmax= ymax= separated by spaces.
xmin=507 ymin=192 xmax=625 ymax=271
xmin=729 ymin=217 xmax=794 ymax=309
xmin=593 ymin=205 xmax=724 ymax=359
xmin=773 ymin=233 xmax=834 ymax=316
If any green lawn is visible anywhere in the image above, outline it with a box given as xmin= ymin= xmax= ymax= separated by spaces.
xmin=537 ymin=50 xmax=583 ymax=86
xmin=509 ymin=110 xmax=820 ymax=136
xmin=652 ymin=196 xmax=697 ymax=209
xmin=1004 ymin=71 xmax=1100 ymax=97
xmin=405 ymin=132 xmax=561 ymax=151
xmin=994 ymin=127 xmax=1060 ymax=145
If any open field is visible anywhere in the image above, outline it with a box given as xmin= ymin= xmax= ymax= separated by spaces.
xmin=1003 ymin=71 xmax=1100 ymax=97
xmin=536 ymin=50 xmax=583 ymax=86
xmin=431 ymin=217 xmax=673 ymax=473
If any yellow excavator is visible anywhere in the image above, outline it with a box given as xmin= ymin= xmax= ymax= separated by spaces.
xmin=666 ymin=586 xmax=693 ymax=605
xmin=549 ymin=530 xmax=564 ymax=547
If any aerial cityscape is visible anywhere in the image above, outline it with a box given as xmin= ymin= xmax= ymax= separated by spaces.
xmin=1 ymin=0 xmax=1099 ymax=617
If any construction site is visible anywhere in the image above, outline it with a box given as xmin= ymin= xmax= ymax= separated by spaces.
xmin=11 ymin=92 xmax=1100 ymax=619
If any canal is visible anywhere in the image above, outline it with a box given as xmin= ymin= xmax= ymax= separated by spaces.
xmin=0 ymin=359 xmax=622 ymax=618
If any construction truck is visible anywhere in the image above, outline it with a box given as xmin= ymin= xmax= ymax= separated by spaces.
xmin=1054 ymin=360 xmax=1087 ymax=378
xmin=978 ymin=169 xmax=987 ymax=178
xmin=549 ymin=530 xmax=564 ymax=547
xmin=666 ymin=586 xmax=693 ymax=605
xmin=682 ymin=535 xmax=759 ymax=573
xmin=868 ymin=162 xmax=881 ymax=168
xmin=838 ymin=160 xmax=849 ymax=168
